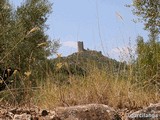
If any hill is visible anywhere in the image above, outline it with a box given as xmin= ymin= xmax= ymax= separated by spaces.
xmin=48 ymin=50 xmax=127 ymax=83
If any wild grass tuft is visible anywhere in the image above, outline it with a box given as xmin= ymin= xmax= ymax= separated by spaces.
xmin=30 ymin=65 xmax=159 ymax=110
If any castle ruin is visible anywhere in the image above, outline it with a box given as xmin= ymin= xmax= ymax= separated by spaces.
xmin=77 ymin=41 xmax=102 ymax=54
xmin=78 ymin=41 xmax=85 ymax=52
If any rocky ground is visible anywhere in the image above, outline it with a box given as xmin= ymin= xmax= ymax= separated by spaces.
xmin=0 ymin=103 xmax=159 ymax=120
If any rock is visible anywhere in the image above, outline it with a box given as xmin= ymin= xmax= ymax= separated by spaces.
xmin=128 ymin=103 xmax=160 ymax=120
xmin=13 ymin=113 xmax=31 ymax=120
xmin=41 ymin=110 xmax=49 ymax=116
xmin=52 ymin=104 xmax=121 ymax=120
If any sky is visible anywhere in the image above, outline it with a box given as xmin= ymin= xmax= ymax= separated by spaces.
xmin=9 ymin=0 xmax=149 ymax=61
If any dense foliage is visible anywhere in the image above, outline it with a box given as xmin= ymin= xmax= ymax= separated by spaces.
xmin=132 ymin=0 xmax=160 ymax=39
xmin=131 ymin=0 xmax=160 ymax=89
xmin=0 ymin=0 xmax=59 ymax=77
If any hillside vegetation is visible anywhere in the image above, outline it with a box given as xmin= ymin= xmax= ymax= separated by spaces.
xmin=1 ymin=50 xmax=159 ymax=109
xmin=48 ymin=50 xmax=127 ymax=83
xmin=0 ymin=0 xmax=159 ymax=110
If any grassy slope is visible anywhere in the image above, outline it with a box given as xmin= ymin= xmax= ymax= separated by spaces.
xmin=0 ymin=50 xmax=159 ymax=109
xmin=33 ymin=51 xmax=159 ymax=109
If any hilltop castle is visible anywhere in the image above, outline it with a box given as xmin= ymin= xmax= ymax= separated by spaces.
xmin=77 ymin=41 xmax=85 ymax=52
xmin=77 ymin=41 xmax=102 ymax=54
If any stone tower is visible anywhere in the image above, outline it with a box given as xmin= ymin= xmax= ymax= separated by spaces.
xmin=78 ymin=41 xmax=84 ymax=52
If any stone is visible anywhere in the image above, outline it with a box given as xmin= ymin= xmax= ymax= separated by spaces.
xmin=53 ymin=104 xmax=121 ymax=120
xmin=41 ymin=110 xmax=48 ymax=116
xmin=128 ymin=103 xmax=160 ymax=120
xmin=13 ymin=113 xmax=31 ymax=120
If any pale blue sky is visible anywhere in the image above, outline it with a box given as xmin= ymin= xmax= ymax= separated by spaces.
xmin=10 ymin=0 xmax=149 ymax=61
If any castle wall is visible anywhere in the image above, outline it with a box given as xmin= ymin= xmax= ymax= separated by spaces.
xmin=78 ymin=41 xmax=84 ymax=52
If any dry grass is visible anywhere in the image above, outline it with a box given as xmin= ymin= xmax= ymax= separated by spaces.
xmin=31 ymin=66 xmax=159 ymax=110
